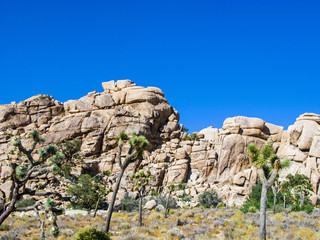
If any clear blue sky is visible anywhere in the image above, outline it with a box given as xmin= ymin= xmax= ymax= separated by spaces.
xmin=1 ymin=0 xmax=320 ymax=133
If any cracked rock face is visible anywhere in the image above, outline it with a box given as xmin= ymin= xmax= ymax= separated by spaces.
xmin=0 ymin=81 xmax=319 ymax=206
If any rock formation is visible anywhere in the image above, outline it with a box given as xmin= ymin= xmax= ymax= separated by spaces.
xmin=0 ymin=80 xmax=319 ymax=206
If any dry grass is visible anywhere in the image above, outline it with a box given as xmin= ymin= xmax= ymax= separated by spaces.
xmin=0 ymin=208 xmax=319 ymax=239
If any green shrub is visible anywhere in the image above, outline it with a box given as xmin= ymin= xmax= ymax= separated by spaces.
xmin=0 ymin=224 xmax=10 ymax=231
xmin=156 ymin=195 xmax=177 ymax=209
xmin=292 ymin=203 xmax=314 ymax=213
xmin=248 ymin=206 xmax=257 ymax=213
xmin=199 ymin=190 xmax=221 ymax=208
xmin=67 ymin=174 xmax=106 ymax=210
xmin=33 ymin=94 xmax=53 ymax=102
xmin=72 ymin=227 xmax=111 ymax=240
xmin=179 ymin=194 xmax=191 ymax=202
xmin=185 ymin=133 xmax=199 ymax=141
xmin=16 ymin=198 xmax=36 ymax=208
xmin=240 ymin=183 xmax=276 ymax=213
xmin=120 ymin=195 xmax=139 ymax=212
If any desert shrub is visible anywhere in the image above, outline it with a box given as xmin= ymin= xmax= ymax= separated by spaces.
xmin=72 ymin=227 xmax=111 ymax=240
xmin=121 ymin=195 xmax=139 ymax=212
xmin=185 ymin=133 xmax=199 ymax=141
xmin=295 ymin=228 xmax=317 ymax=240
xmin=0 ymin=224 xmax=10 ymax=231
xmin=67 ymin=174 xmax=106 ymax=210
xmin=15 ymin=198 xmax=36 ymax=208
xmin=167 ymin=227 xmax=185 ymax=239
xmin=33 ymin=94 xmax=53 ymax=101
xmin=0 ymin=225 xmax=24 ymax=240
xmin=179 ymin=194 xmax=191 ymax=202
xmin=248 ymin=206 xmax=257 ymax=213
xmin=292 ymin=203 xmax=314 ymax=213
xmin=224 ymin=223 xmax=245 ymax=240
xmin=240 ymin=183 xmax=275 ymax=213
xmin=199 ymin=190 xmax=221 ymax=208
xmin=155 ymin=195 xmax=177 ymax=209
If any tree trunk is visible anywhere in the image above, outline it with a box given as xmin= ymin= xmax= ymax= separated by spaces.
xmin=138 ymin=196 xmax=142 ymax=226
xmin=300 ymin=191 xmax=305 ymax=208
xmin=273 ymin=191 xmax=277 ymax=214
xmin=164 ymin=192 xmax=170 ymax=218
xmin=105 ymin=168 xmax=124 ymax=233
xmin=0 ymin=207 xmax=14 ymax=225
xmin=35 ymin=208 xmax=46 ymax=240
xmin=260 ymin=185 xmax=268 ymax=240
xmin=0 ymin=183 xmax=18 ymax=225
xmin=283 ymin=195 xmax=286 ymax=209
xmin=93 ymin=196 xmax=101 ymax=218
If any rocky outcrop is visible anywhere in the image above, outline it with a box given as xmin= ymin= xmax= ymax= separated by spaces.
xmin=0 ymin=80 xmax=319 ymax=206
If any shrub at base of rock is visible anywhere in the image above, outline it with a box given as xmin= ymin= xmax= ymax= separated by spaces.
xmin=199 ymin=191 xmax=222 ymax=208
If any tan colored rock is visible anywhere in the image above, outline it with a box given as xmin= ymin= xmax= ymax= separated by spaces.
xmin=64 ymin=95 xmax=95 ymax=113
xmin=125 ymin=88 xmax=166 ymax=105
xmin=37 ymin=116 xmax=48 ymax=126
xmin=0 ymin=166 xmax=13 ymax=180
xmin=223 ymin=116 xmax=265 ymax=130
xmin=116 ymin=79 xmax=135 ymax=89
xmin=81 ymin=130 xmax=103 ymax=156
xmin=199 ymin=126 xmax=219 ymax=143
xmin=242 ymin=128 xmax=262 ymax=137
xmin=102 ymin=80 xmax=116 ymax=91
xmin=288 ymin=120 xmax=320 ymax=150
xmin=46 ymin=115 xmax=85 ymax=142
xmin=94 ymin=94 xmax=115 ymax=108
xmin=220 ymin=123 xmax=240 ymax=135
xmin=296 ymin=112 xmax=320 ymax=124
xmin=233 ymin=172 xmax=246 ymax=186
xmin=144 ymin=200 xmax=157 ymax=210
xmin=191 ymin=159 xmax=207 ymax=170
xmin=310 ymin=192 xmax=320 ymax=205
xmin=166 ymin=162 xmax=189 ymax=185
xmin=81 ymin=116 xmax=102 ymax=133
xmin=309 ymin=136 xmax=320 ymax=157
xmin=277 ymin=144 xmax=307 ymax=162
xmin=0 ymin=181 xmax=13 ymax=199
xmin=175 ymin=148 xmax=187 ymax=160
xmin=264 ymin=122 xmax=284 ymax=135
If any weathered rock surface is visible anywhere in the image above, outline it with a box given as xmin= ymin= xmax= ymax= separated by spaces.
xmin=144 ymin=200 xmax=157 ymax=210
xmin=0 ymin=81 xmax=319 ymax=206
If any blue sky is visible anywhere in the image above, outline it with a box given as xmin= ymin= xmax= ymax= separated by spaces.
xmin=1 ymin=0 xmax=320 ymax=133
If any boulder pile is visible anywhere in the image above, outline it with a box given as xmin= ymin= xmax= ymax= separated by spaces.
xmin=0 ymin=80 xmax=319 ymax=206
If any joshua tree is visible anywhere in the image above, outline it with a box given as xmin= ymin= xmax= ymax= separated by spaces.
xmin=164 ymin=184 xmax=176 ymax=218
xmin=284 ymin=173 xmax=313 ymax=208
xmin=0 ymin=130 xmax=68 ymax=226
xmin=247 ymin=141 xmax=290 ymax=240
xmin=45 ymin=198 xmax=64 ymax=237
xmin=131 ymin=170 xmax=154 ymax=226
xmin=104 ymin=132 xmax=149 ymax=233
xmin=271 ymin=179 xmax=281 ymax=214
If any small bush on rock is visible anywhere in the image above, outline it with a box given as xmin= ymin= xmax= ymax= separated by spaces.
xmin=199 ymin=191 xmax=221 ymax=208
xmin=72 ymin=227 xmax=111 ymax=240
